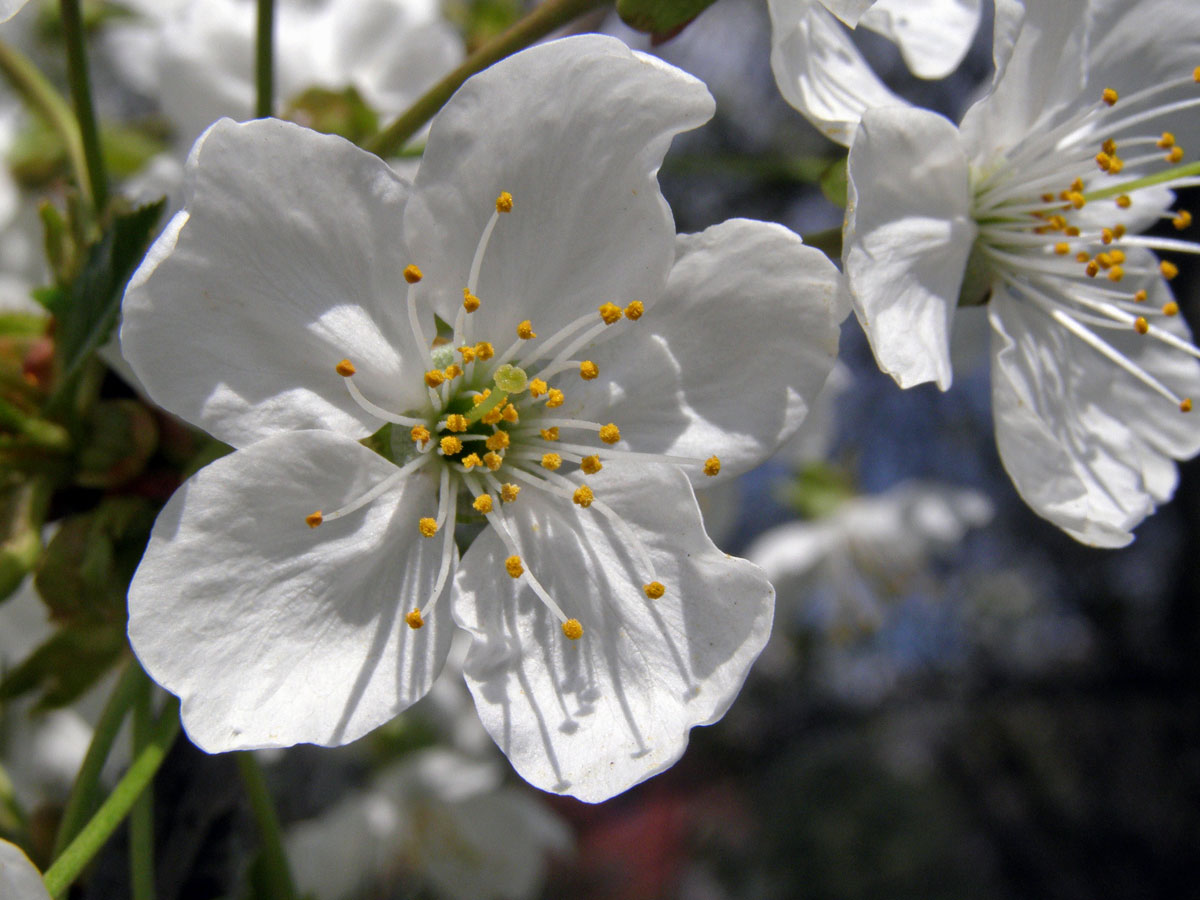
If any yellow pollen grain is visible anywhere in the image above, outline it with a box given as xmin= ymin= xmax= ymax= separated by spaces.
xmin=1085 ymin=260 xmax=1100 ymax=278
xmin=541 ymin=452 xmax=563 ymax=470
xmin=1102 ymin=87 xmax=1118 ymax=106
xmin=461 ymin=452 xmax=482 ymax=469
xmin=580 ymin=455 xmax=602 ymax=474
xmin=418 ymin=517 xmax=438 ymax=537
xmin=1101 ymin=228 xmax=1114 ymax=244
xmin=1182 ymin=398 xmax=1194 ymax=413
xmin=1162 ymin=260 xmax=1180 ymax=280
xmin=562 ymin=619 xmax=583 ymax=640
xmin=473 ymin=494 xmax=494 ymax=514
xmin=1110 ymin=249 xmax=1126 ymax=264
xmin=580 ymin=360 xmax=599 ymax=380
xmin=540 ymin=427 xmax=560 ymax=441
xmin=546 ymin=389 xmax=565 ymax=408
xmin=1107 ymin=265 xmax=1124 ymax=282
xmin=1114 ymin=224 xmax=1127 ymax=238
xmin=405 ymin=608 xmax=424 ymax=630
xmin=517 ymin=320 xmax=537 ymax=339
xmin=1076 ymin=251 xmax=1091 ymax=263
xmin=443 ymin=364 xmax=462 ymax=380
xmin=1066 ymin=226 xmax=1081 ymax=237
xmin=1158 ymin=132 xmax=1176 ymax=149
xmin=440 ymin=435 xmax=463 ymax=455
xmin=500 ymin=483 xmax=520 ymax=503
xmin=1167 ymin=146 xmax=1185 ymax=164
xmin=573 ymin=485 xmax=594 ymax=508
xmin=704 ymin=456 xmax=721 ymax=477
xmin=483 ymin=451 xmax=504 ymax=471
xmin=458 ymin=345 xmax=476 ymax=364
xmin=481 ymin=408 xmax=503 ymax=425
xmin=1054 ymin=242 xmax=1071 ymax=255
xmin=496 ymin=191 xmax=513 ymax=213
xmin=463 ymin=289 xmax=481 ymax=313
xmin=1107 ymin=156 xmax=1124 ymax=175
xmin=404 ymin=264 xmax=423 ymax=284
xmin=1102 ymin=138 xmax=1117 ymax=155
xmin=1096 ymin=252 xmax=1113 ymax=269
xmin=411 ymin=425 xmax=431 ymax=445
xmin=1164 ymin=301 xmax=1180 ymax=316
xmin=624 ymin=300 xmax=645 ymax=320
xmin=1070 ymin=178 xmax=1083 ymax=193
xmin=425 ymin=369 xmax=445 ymax=388
xmin=1194 ymin=66 xmax=1200 ymax=83
xmin=1174 ymin=210 xmax=1193 ymax=230
xmin=501 ymin=403 xmax=519 ymax=423
xmin=598 ymin=302 xmax=623 ymax=325
xmin=474 ymin=342 xmax=495 ymax=361
xmin=599 ymin=423 xmax=621 ymax=444
xmin=1095 ymin=151 xmax=1111 ymax=171
xmin=445 ymin=414 xmax=468 ymax=433
xmin=1135 ymin=317 xmax=1150 ymax=335
xmin=335 ymin=359 xmax=356 ymax=377
xmin=485 ymin=430 xmax=510 ymax=451
xmin=1116 ymin=194 xmax=1132 ymax=209
xmin=1067 ymin=191 xmax=1086 ymax=209
xmin=473 ymin=388 xmax=491 ymax=406
xmin=306 ymin=510 xmax=323 ymax=528
xmin=529 ymin=378 xmax=548 ymax=398
xmin=505 ymin=555 xmax=523 ymax=578
xmin=1134 ymin=289 xmax=1148 ymax=303
xmin=643 ymin=581 xmax=665 ymax=599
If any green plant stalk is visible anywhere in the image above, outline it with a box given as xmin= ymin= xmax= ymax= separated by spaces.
xmin=59 ymin=0 xmax=107 ymax=213
xmin=366 ymin=0 xmax=611 ymax=158
xmin=0 ymin=38 xmax=90 ymax=209
xmin=256 ymin=0 xmax=275 ymax=118
xmin=129 ymin=682 xmax=155 ymax=900
xmin=236 ymin=752 xmax=298 ymax=900
xmin=43 ymin=696 xmax=180 ymax=898
xmin=52 ymin=660 xmax=145 ymax=857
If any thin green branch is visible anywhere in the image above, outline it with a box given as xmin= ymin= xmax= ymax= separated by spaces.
xmin=43 ymin=697 xmax=181 ymax=899
xmin=365 ymin=0 xmax=611 ymax=158
xmin=236 ymin=752 xmax=298 ymax=900
xmin=59 ymin=0 xmax=107 ymax=213
xmin=256 ymin=0 xmax=275 ymax=118
xmin=129 ymin=681 xmax=155 ymax=900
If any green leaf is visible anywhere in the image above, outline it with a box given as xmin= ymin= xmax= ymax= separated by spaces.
xmin=283 ymin=86 xmax=379 ymax=145
xmin=0 ymin=623 xmax=126 ymax=710
xmin=616 ymin=0 xmax=719 ymax=36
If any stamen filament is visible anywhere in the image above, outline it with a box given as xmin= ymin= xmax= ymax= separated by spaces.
xmin=343 ymin=376 xmax=428 ymax=426
xmin=321 ymin=453 xmax=433 ymax=523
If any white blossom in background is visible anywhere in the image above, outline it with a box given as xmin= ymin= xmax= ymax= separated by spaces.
xmin=286 ymin=749 xmax=571 ymax=900
xmin=119 ymin=36 xmax=845 ymax=801
xmin=768 ymin=0 xmax=982 ymax=144
xmin=0 ymin=839 xmax=49 ymax=900
xmin=0 ymin=0 xmax=30 ymax=23
xmin=842 ymin=0 xmax=1200 ymax=546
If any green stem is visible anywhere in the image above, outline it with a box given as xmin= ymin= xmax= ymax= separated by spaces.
xmin=59 ymin=0 xmax=107 ymax=213
xmin=365 ymin=0 xmax=610 ymax=158
xmin=255 ymin=0 xmax=275 ymax=119
xmin=1084 ymin=161 xmax=1200 ymax=202
xmin=43 ymin=697 xmax=181 ymax=898
xmin=129 ymin=682 xmax=155 ymax=900
xmin=0 ymin=38 xmax=90 ymax=208
xmin=236 ymin=752 xmax=298 ymax=900
xmin=52 ymin=659 xmax=146 ymax=857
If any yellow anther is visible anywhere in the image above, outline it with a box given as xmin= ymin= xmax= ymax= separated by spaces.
xmin=562 ymin=619 xmax=584 ymax=640
xmin=411 ymin=424 xmax=431 ymax=445
xmin=1158 ymin=132 xmax=1176 ymax=149
xmin=1163 ymin=301 xmax=1180 ymax=316
xmin=1095 ymin=151 xmax=1112 ymax=171
xmin=443 ymin=364 xmax=462 ymax=380
xmin=1110 ymin=249 xmax=1126 ymax=264
xmin=541 ymin=452 xmax=563 ymax=470
xmin=1107 ymin=265 xmax=1124 ymax=282
xmin=1194 ymin=66 xmax=1200 ymax=83
xmin=546 ymin=389 xmax=565 ymax=408
xmin=1096 ymin=252 xmax=1113 ymax=269
xmin=1041 ymin=192 xmax=1055 ymax=203
xmin=704 ymin=456 xmax=721 ymax=477
xmin=445 ymin=414 xmax=468 ymax=433
xmin=404 ymin=264 xmax=423 ymax=284
xmin=1167 ymin=146 xmax=1185 ymax=164
xmin=474 ymin=341 xmax=495 ymax=361
xmin=496 ymin=191 xmax=513 ymax=213
xmin=501 ymin=403 xmax=519 ymax=423
xmin=540 ymin=427 xmax=560 ymax=441
xmin=580 ymin=361 xmax=599 ymax=380
xmin=1182 ymin=398 xmax=1194 ymax=413
xmin=473 ymin=388 xmax=491 ymax=406
xmin=599 ymin=423 xmax=621 ymax=444
xmin=1067 ymin=191 xmax=1086 ymax=209
xmin=1102 ymin=87 xmax=1118 ymax=106
xmin=463 ymin=289 xmax=481 ymax=313
xmin=1135 ymin=317 xmax=1150 ymax=335
xmin=505 ymin=555 xmax=523 ymax=578
xmin=485 ymin=430 xmax=510 ymax=451
xmin=580 ymin=455 xmax=602 ymax=474
xmin=573 ymin=485 xmax=594 ymax=508
xmin=483 ymin=451 xmax=504 ymax=471
xmin=1107 ymin=156 xmax=1124 ymax=174
xmin=425 ymin=369 xmax=446 ymax=388
xmin=1054 ymin=242 xmax=1071 ymax=255
xmin=1102 ymin=138 xmax=1117 ymax=156
xmin=1174 ymin=210 xmax=1193 ymax=230
xmin=529 ymin=378 xmax=548 ymax=398
xmin=517 ymin=320 xmax=537 ymax=339
xmin=440 ymin=435 xmax=463 ymax=455
xmin=481 ymin=410 xmax=503 ymax=426
xmin=1076 ymin=251 xmax=1091 ymax=263
xmin=1070 ymin=178 xmax=1084 ymax=193
xmin=306 ymin=510 xmax=323 ymax=528
xmin=405 ymin=608 xmax=424 ymax=629
xmin=1101 ymin=228 xmax=1114 ymax=244
xmin=1134 ymin=289 xmax=1148 ymax=303
xmin=500 ymin=483 xmax=520 ymax=503
xmin=1065 ymin=226 xmax=1081 ymax=237
xmin=461 ymin=452 xmax=482 ymax=469
xmin=1162 ymin=260 xmax=1180 ymax=280
xmin=335 ymin=359 xmax=356 ymax=377
xmin=1116 ymin=194 xmax=1132 ymax=209
xmin=598 ymin=302 xmax=623 ymax=325
xmin=1085 ymin=260 xmax=1100 ymax=278
xmin=643 ymin=581 xmax=665 ymax=599
xmin=473 ymin=494 xmax=494 ymax=514
xmin=458 ymin=346 xmax=477 ymax=364
xmin=418 ymin=517 xmax=438 ymax=537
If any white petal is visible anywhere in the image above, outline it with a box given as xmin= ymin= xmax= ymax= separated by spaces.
xmin=570 ymin=219 xmax=845 ymax=480
xmin=129 ymin=431 xmax=454 ymax=751
xmin=768 ymin=0 xmax=905 ymax=145
xmin=453 ymin=462 xmax=772 ymax=802
xmin=844 ymin=106 xmax=975 ymax=389
xmin=0 ymin=0 xmax=31 ymax=22
xmin=0 ymin=839 xmax=50 ymax=900
xmin=858 ymin=0 xmax=981 ymax=79
xmin=122 ymin=118 xmax=430 ymax=449
xmin=406 ymin=35 xmax=714 ymax=339
xmin=818 ymin=0 xmax=876 ymax=26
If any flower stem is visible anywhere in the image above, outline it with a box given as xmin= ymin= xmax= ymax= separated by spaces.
xmin=256 ymin=0 xmax=275 ymax=119
xmin=129 ymin=680 xmax=156 ymax=900
xmin=236 ymin=752 xmax=298 ymax=900
xmin=1084 ymin=161 xmax=1200 ymax=202
xmin=365 ymin=0 xmax=611 ymax=158
xmin=42 ymin=696 xmax=181 ymax=899
xmin=0 ymin=38 xmax=89 ymax=211
xmin=59 ymin=0 xmax=107 ymax=213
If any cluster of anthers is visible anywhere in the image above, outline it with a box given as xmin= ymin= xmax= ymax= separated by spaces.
xmin=971 ymin=66 xmax=1200 ymax=414
xmin=304 ymin=192 xmax=720 ymax=641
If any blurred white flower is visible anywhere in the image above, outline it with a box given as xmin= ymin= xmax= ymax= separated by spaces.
xmin=0 ymin=838 xmax=49 ymax=900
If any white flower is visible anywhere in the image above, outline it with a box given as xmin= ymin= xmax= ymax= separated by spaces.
xmin=120 ymin=36 xmax=845 ymax=801
xmin=0 ymin=839 xmax=49 ymax=900
xmin=842 ymin=0 xmax=1200 ymax=546
xmin=0 ymin=0 xmax=31 ymax=23
xmin=768 ymin=0 xmax=982 ymax=144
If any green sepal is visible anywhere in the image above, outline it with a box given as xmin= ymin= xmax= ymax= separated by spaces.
xmin=616 ymin=0 xmax=718 ymax=37
xmin=819 ymin=158 xmax=849 ymax=209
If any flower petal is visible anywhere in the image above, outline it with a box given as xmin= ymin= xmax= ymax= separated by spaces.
xmin=122 ymin=118 xmax=430 ymax=449
xmin=405 ymin=35 xmax=714 ymax=339
xmin=0 ymin=839 xmax=50 ymax=900
xmin=129 ymin=430 xmax=454 ymax=751
xmin=858 ymin=0 xmax=981 ymax=79
xmin=844 ymin=106 xmax=975 ymax=389
xmin=452 ymin=461 xmax=772 ymax=802
xmin=818 ymin=0 xmax=875 ymax=26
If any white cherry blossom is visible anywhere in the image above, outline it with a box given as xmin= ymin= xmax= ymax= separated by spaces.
xmin=0 ymin=839 xmax=49 ymax=900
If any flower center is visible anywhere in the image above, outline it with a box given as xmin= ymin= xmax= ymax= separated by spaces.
xmin=305 ymin=192 xmax=720 ymax=641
